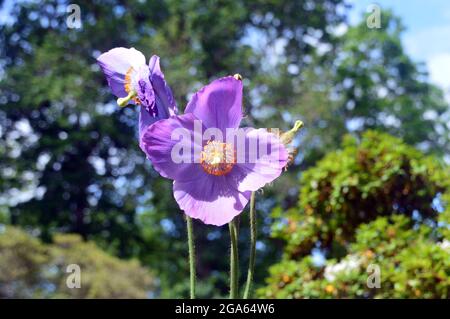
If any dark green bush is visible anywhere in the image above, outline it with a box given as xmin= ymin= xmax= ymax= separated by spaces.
xmin=260 ymin=131 xmax=450 ymax=298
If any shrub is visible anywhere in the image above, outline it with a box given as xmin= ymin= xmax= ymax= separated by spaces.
xmin=260 ymin=131 xmax=450 ymax=298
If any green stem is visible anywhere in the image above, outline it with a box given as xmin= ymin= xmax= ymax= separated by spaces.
xmin=229 ymin=218 xmax=239 ymax=299
xmin=186 ymin=216 xmax=196 ymax=299
xmin=243 ymin=192 xmax=256 ymax=299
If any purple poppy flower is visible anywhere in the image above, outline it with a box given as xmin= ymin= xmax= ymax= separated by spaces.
xmin=141 ymin=76 xmax=288 ymax=226
xmin=96 ymin=47 xmax=177 ymax=143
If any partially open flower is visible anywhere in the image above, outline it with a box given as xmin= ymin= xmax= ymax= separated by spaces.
xmin=97 ymin=47 xmax=178 ymax=145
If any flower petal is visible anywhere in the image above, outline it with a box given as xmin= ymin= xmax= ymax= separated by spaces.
xmin=174 ymin=175 xmax=251 ymax=226
xmin=185 ymin=76 xmax=243 ymax=131
xmin=140 ymin=113 xmax=204 ymax=181
xmin=97 ymin=47 xmax=146 ymax=97
xmin=230 ymin=128 xmax=288 ymax=192
xmin=139 ymin=106 xmax=158 ymax=143
xmin=136 ymin=78 xmax=156 ymax=115
xmin=149 ymin=55 xmax=178 ymax=117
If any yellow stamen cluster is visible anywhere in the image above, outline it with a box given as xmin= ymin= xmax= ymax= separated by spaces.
xmin=124 ymin=67 xmax=134 ymax=93
xmin=200 ymin=140 xmax=236 ymax=176
xmin=119 ymin=66 xmax=140 ymax=106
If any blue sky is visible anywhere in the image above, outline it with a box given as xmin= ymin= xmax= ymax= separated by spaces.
xmin=350 ymin=0 xmax=450 ymax=97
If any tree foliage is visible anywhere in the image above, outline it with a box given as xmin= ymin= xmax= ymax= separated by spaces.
xmin=256 ymin=11 xmax=449 ymax=167
xmin=0 ymin=226 xmax=155 ymax=298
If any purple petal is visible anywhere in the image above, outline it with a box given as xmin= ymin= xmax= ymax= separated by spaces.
xmin=136 ymin=75 xmax=156 ymax=115
xmin=140 ymin=113 xmax=204 ymax=181
xmin=97 ymin=47 xmax=146 ymax=98
xmin=174 ymin=175 xmax=251 ymax=226
xmin=230 ymin=128 xmax=288 ymax=192
xmin=139 ymin=106 xmax=158 ymax=146
xmin=185 ymin=76 xmax=243 ymax=131
xmin=149 ymin=55 xmax=178 ymax=117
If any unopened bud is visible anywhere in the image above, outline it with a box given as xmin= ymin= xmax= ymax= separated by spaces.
xmin=233 ymin=74 xmax=243 ymax=81
xmin=280 ymin=120 xmax=304 ymax=145
xmin=279 ymin=120 xmax=304 ymax=169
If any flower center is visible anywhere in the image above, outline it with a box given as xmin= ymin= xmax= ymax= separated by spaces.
xmin=124 ymin=66 xmax=141 ymax=105
xmin=200 ymin=140 xmax=236 ymax=176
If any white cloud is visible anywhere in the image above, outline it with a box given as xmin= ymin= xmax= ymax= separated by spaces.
xmin=428 ymin=53 xmax=450 ymax=89
xmin=403 ymin=25 xmax=450 ymax=62
xmin=403 ymin=25 xmax=450 ymax=101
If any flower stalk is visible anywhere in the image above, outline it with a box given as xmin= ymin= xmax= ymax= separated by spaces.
xmin=243 ymin=192 xmax=256 ymax=299
xmin=186 ymin=216 xmax=196 ymax=299
xmin=229 ymin=218 xmax=239 ymax=298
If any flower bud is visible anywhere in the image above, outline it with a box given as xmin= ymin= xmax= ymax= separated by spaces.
xmin=280 ymin=120 xmax=304 ymax=145
xmin=233 ymin=74 xmax=243 ymax=81
xmin=280 ymin=120 xmax=304 ymax=168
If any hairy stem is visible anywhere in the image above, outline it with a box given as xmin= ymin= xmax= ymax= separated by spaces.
xmin=229 ymin=218 xmax=239 ymax=298
xmin=186 ymin=216 xmax=196 ymax=299
xmin=243 ymin=192 xmax=256 ymax=299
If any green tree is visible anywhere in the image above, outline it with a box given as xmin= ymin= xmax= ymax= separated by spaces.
xmin=254 ymin=11 xmax=449 ymax=167
xmin=0 ymin=225 xmax=49 ymax=298
xmin=0 ymin=226 xmax=155 ymax=298
xmin=259 ymin=131 xmax=450 ymax=298
xmin=332 ymin=11 xmax=449 ymax=154
xmin=50 ymin=233 xmax=155 ymax=298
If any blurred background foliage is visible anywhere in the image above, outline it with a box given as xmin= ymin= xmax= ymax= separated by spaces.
xmin=259 ymin=131 xmax=450 ymax=298
xmin=0 ymin=0 xmax=449 ymax=298
xmin=0 ymin=226 xmax=155 ymax=298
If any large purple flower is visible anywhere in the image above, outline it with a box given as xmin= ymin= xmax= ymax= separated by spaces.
xmin=96 ymin=47 xmax=178 ymax=143
xmin=141 ymin=76 xmax=288 ymax=226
